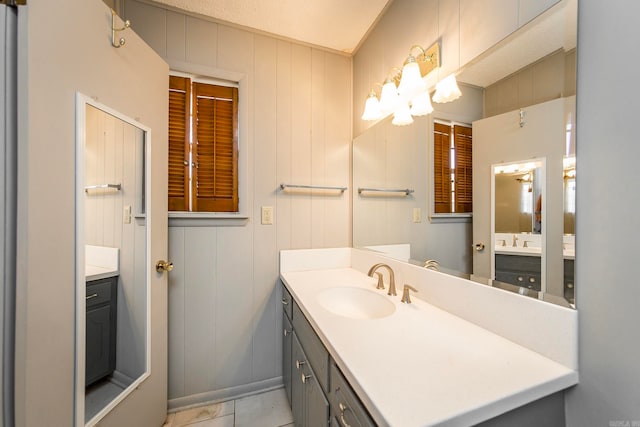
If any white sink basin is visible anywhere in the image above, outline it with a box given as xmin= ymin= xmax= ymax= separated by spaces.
xmin=316 ymin=287 xmax=396 ymax=320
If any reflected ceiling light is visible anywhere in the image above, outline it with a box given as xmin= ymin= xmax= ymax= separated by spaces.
xmin=379 ymin=70 xmax=401 ymax=115
xmin=409 ymin=91 xmax=434 ymax=116
xmin=392 ymin=102 xmax=413 ymax=126
xmin=432 ymin=74 xmax=462 ymax=103
xmin=361 ymin=90 xmax=383 ymax=121
xmin=397 ymin=44 xmax=439 ymax=98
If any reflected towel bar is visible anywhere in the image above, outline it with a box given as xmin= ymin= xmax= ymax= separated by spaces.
xmin=280 ymin=184 xmax=347 ymax=193
xmin=358 ymin=187 xmax=414 ymax=196
xmin=85 ymin=184 xmax=122 ymax=192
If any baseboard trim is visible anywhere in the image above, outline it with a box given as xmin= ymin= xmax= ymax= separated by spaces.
xmin=110 ymin=370 xmax=135 ymax=389
xmin=168 ymin=376 xmax=284 ymax=412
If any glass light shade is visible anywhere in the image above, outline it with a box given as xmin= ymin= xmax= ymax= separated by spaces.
xmin=410 ymin=91 xmax=433 ymax=116
xmin=432 ymin=74 xmax=462 ymax=103
xmin=397 ymin=57 xmax=426 ymax=98
xmin=392 ymin=102 xmax=414 ymax=126
xmin=379 ymin=79 xmax=399 ymax=115
xmin=361 ymin=92 xmax=383 ymax=121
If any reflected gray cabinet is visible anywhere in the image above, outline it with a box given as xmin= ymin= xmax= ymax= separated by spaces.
xmin=495 ymin=254 xmax=542 ymax=291
xmin=86 ymin=276 xmax=118 ymax=386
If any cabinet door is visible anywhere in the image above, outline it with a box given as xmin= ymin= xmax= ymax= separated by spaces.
xmin=305 ymin=372 xmax=329 ymax=427
xmin=292 ymin=334 xmax=306 ymax=427
xmin=85 ymin=305 xmax=112 ymax=385
xmin=283 ymin=312 xmax=293 ymax=406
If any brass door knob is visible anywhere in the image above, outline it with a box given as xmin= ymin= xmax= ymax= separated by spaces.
xmin=156 ymin=260 xmax=174 ymax=273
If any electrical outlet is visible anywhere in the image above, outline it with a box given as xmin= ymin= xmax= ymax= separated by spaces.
xmin=123 ymin=205 xmax=132 ymax=224
xmin=261 ymin=206 xmax=274 ymax=225
xmin=413 ymin=207 xmax=421 ymax=223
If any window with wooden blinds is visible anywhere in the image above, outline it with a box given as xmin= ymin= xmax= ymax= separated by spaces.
xmin=168 ymin=76 xmax=239 ymax=212
xmin=454 ymin=125 xmax=472 ymax=213
xmin=434 ymin=122 xmax=452 ymax=213
xmin=432 ymin=121 xmax=472 ymax=214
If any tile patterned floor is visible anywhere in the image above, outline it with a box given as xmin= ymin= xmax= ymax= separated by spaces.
xmin=163 ymin=389 xmax=294 ymax=427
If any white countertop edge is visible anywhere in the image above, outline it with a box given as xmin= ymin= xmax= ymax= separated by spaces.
xmin=86 ymin=265 xmax=119 ymax=282
xmin=281 ymin=268 xmax=578 ymax=426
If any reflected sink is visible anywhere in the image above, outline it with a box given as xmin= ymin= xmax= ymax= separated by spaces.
xmin=317 ymin=287 xmax=396 ymax=319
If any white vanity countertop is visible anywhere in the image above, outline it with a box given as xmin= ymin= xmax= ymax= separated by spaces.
xmin=494 ymin=245 xmax=575 ymax=259
xmin=85 ymin=264 xmax=119 ymax=282
xmin=281 ymin=267 xmax=578 ymax=427
xmin=85 ymin=245 xmax=119 ymax=281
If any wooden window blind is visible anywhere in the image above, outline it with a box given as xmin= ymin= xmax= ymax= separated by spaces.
xmin=168 ymin=76 xmax=239 ymax=212
xmin=453 ymin=125 xmax=472 ymax=213
xmin=433 ymin=122 xmax=472 ymax=214
xmin=434 ymin=122 xmax=452 ymax=213
xmin=168 ymin=76 xmax=190 ymax=211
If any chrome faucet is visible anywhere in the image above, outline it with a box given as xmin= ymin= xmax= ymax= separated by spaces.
xmin=512 ymin=234 xmax=518 ymax=247
xmin=367 ymin=263 xmax=396 ymax=296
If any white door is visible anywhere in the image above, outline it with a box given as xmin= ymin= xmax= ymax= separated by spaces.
xmin=14 ymin=2 xmax=170 ymax=426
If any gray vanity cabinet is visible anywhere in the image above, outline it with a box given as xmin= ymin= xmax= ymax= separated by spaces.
xmin=495 ymin=254 xmax=542 ymax=291
xmin=86 ymin=276 xmax=118 ymax=386
xmin=281 ymin=283 xmax=375 ymax=427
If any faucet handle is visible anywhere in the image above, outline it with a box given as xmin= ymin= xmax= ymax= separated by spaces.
xmin=374 ymin=272 xmax=385 ymax=290
xmin=401 ymin=284 xmax=418 ymax=304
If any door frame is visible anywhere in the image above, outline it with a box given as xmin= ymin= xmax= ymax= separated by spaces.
xmin=74 ymin=93 xmax=152 ymax=427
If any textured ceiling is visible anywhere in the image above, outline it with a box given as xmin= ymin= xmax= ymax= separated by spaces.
xmin=148 ymin=0 xmax=392 ymax=53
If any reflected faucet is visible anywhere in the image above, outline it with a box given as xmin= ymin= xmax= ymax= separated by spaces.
xmin=367 ymin=263 xmax=396 ymax=296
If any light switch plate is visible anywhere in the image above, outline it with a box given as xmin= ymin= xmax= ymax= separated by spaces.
xmin=123 ymin=205 xmax=132 ymax=224
xmin=261 ymin=206 xmax=274 ymax=225
xmin=413 ymin=207 xmax=421 ymax=223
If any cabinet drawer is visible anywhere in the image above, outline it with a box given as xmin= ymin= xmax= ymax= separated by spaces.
xmin=281 ymin=283 xmax=293 ymax=320
xmin=293 ymin=301 xmax=329 ymax=393
xmin=495 ymin=254 xmax=541 ymax=273
xmin=86 ymin=277 xmax=115 ymax=309
xmin=330 ymin=361 xmax=374 ymax=427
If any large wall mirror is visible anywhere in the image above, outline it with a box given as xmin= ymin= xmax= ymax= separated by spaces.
xmin=353 ymin=0 xmax=576 ymax=307
xmin=75 ymin=94 xmax=151 ymax=426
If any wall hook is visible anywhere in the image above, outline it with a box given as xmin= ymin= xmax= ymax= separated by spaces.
xmin=111 ymin=9 xmax=131 ymax=48
xmin=519 ymin=109 xmax=525 ymax=128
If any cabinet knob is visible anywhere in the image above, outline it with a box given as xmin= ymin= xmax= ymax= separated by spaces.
xmin=339 ymin=402 xmax=352 ymax=427
xmin=281 ymin=298 xmax=289 ymax=306
xmin=529 ymin=277 xmax=536 ymax=283
xmin=301 ymin=372 xmax=312 ymax=384
xmin=295 ymin=359 xmax=306 ymax=370
xmin=283 ymin=329 xmax=291 ymax=337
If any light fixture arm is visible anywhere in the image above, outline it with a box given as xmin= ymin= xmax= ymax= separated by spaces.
xmin=111 ymin=9 xmax=131 ymax=48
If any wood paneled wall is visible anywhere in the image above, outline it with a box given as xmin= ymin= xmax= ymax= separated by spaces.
xmin=121 ymin=0 xmax=352 ymax=406
xmin=85 ymin=105 xmax=147 ymax=382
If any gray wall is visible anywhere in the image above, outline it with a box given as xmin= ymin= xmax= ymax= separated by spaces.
xmin=14 ymin=1 xmax=169 ymax=426
xmin=565 ymin=1 xmax=640 ymax=425
xmin=120 ymin=0 xmax=352 ymax=407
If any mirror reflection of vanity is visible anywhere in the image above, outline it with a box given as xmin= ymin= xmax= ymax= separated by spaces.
xmin=353 ymin=0 xmax=576 ymax=307
xmin=76 ymin=97 xmax=151 ymax=425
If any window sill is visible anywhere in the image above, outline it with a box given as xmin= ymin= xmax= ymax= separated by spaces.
xmin=168 ymin=212 xmax=250 ymax=227
xmin=429 ymin=213 xmax=472 ymax=223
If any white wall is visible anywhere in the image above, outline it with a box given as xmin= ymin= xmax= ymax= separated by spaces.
xmin=120 ymin=0 xmax=352 ymax=406
xmin=14 ymin=1 xmax=168 ymax=426
xmin=565 ymin=1 xmax=640 ymax=425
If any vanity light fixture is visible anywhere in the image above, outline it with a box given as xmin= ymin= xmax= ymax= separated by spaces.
xmin=361 ymin=90 xmax=383 ymax=121
xmin=392 ymin=102 xmax=414 ymax=126
xmin=432 ymin=74 xmax=462 ymax=103
xmin=360 ymin=41 xmax=447 ymax=126
xmin=379 ymin=69 xmax=402 ymax=115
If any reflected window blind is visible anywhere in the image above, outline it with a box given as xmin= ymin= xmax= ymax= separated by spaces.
xmin=434 ymin=122 xmax=452 ymax=213
xmin=433 ymin=122 xmax=472 ymax=214
xmin=168 ymin=76 xmax=190 ymax=211
xmin=454 ymin=125 xmax=472 ymax=213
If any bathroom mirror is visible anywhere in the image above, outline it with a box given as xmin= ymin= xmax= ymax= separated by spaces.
xmin=491 ymin=160 xmax=546 ymax=292
xmin=75 ymin=95 xmax=151 ymax=426
xmin=353 ymin=0 xmax=576 ymax=306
